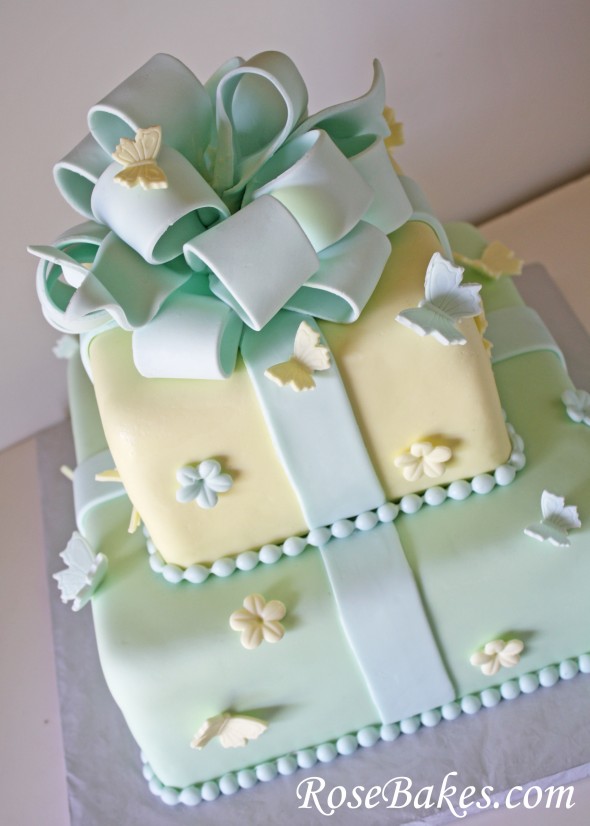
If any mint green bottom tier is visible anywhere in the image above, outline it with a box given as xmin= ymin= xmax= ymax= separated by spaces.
xmin=67 ymin=333 xmax=590 ymax=795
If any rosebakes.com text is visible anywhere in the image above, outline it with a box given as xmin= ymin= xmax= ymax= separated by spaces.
xmin=297 ymin=771 xmax=575 ymax=818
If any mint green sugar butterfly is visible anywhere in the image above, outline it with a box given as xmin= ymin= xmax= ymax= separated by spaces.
xmin=53 ymin=532 xmax=108 ymax=611
xmin=524 ymin=490 xmax=581 ymax=548
xmin=396 ymin=252 xmax=482 ymax=345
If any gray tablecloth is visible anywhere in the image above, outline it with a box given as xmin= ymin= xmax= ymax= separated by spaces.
xmin=37 ymin=265 xmax=590 ymax=825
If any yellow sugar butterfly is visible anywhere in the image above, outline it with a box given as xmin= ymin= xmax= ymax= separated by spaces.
xmin=264 ymin=320 xmax=331 ymax=392
xmin=112 ymin=125 xmax=168 ymax=190
xmin=454 ymin=241 xmax=523 ymax=279
xmin=190 ymin=712 xmax=268 ymax=750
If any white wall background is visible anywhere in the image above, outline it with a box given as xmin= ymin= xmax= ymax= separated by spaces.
xmin=1 ymin=0 xmax=589 ymax=451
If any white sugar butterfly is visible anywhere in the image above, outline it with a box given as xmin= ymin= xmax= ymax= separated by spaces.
xmin=190 ymin=712 xmax=268 ymax=750
xmin=264 ymin=320 xmax=331 ymax=391
xmin=396 ymin=252 xmax=482 ymax=345
xmin=112 ymin=125 xmax=168 ymax=190
xmin=53 ymin=532 xmax=108 ymax=611
xmin=524 ymin=490 xmax=581 ymax=547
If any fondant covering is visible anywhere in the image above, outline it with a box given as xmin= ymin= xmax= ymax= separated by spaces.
xmin=89 ymin=222 xmax=510 ymax=566
xmin=67 ymin=259 xmax=590 ymax=790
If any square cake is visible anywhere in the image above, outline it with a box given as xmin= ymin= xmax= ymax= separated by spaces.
xmin=30 ymin=51 xmax=590 ymax=808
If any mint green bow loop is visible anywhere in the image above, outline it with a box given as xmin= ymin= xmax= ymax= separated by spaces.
xmin=88 ymin=53 xmax=213 ymax=175
xmin=91 ymin=146 xmax=229 ymax=265
xmin=132 ymin=292 xmax=243 ymax=381
xmin=184 ymin=195 xmax=319 ymax=331
xmin=292 ymin=59 xmax=388 ymax=142
xmin=33 ymin=53 xmax=414 ymax=381
xmin=53 ymin=135 xmax=111 ymax=220
xmin=213 ymin=51 xmax=309 ymax=198
xmin=30 ymin=225 xmax=192 ymax=334
xmin=284 ymin=222 xmax=392 ymax=323
xmin=243 ymin=129 xmax=373 ymax=253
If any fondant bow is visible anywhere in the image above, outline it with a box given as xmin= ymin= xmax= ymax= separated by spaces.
xmin=30 ymin=52 xmax=414 ymax=380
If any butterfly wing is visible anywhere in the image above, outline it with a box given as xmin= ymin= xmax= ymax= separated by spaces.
xmin=136 ymin=126 xmax=162 ymax=161
xmin=60 ymin=532 xmax=96 ymax=574
xmin=218 ymin=715 xmax=268 ymax=749
xmin=424 ymin=253 xmax=462 ymax=302
xmin=53 ymin=568 xmax=88 ymax=603
xmin=264 ymin=322 xmax=330 ymax=391
xmin=114 ymin=166 xmax=142 ymax=188
xmin=112 ymin=136 xmax=141 ymax=165
xmin=424 ymin=253 xmax=481 ymax=320
xmin=265 ymin=359 xmax=316 ymax=392
xmin=524 ymin=522 xmax=570 ymax=547
xmin=540 ymin=490 xmax=581 ymax=531
xmin=481 ymin=241 xmax=523 ymax=277
xmin=434 ymin=284 xmax=481 ymax=321
xmin=396 ymin=307 xmax=466 ymax=345
xmin=293 ymin=321 xmax=331 ymax=373
xmin=190 ymin=713 xmax=229 ymax=750
xmin=137 ymin=163 xmax=168 ymax=190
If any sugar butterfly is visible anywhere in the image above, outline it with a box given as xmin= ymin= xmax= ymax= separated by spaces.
xmin=396 ymin=252 xmax=482 ymax=345
xmin=454 ymin=241 xmax=523 ymax=279
xmin=190 ymin=712 xmax=268 ymax=750
xmin=265 ymin=320 xmax=331 ymax=392
xmin=112 ymin=125 xmax=168 ymax=190
xmin=53 ymin=531 xmax=108 ymax=611
xmin=524 ymin=490 xmax=581 ymax=548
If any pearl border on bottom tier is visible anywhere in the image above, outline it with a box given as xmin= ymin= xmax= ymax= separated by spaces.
xmin=141 ymin=649 xmax=589 ymax=807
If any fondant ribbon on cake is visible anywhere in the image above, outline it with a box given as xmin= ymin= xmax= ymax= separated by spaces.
xmin=73 ymin=449 xmax=126 ymax=536
xmin=320 ymin=522 xmax=455 ymax=723
xmin=241 ymin=312 xmax=386 ymax=528
xmin=487 ymin=306 xmax=566 ymax=368
xmin=399 ymin=176 xmax=453 ymax=259
xmin=30 ymin=52 xmax=416 ymax=380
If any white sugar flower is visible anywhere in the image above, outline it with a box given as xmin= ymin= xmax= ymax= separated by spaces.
xmin=562 ymin=389 xmax=590 ymax=426
xmin=229 ymin=594 xmax=286 ymax=650
xmin=176 ymin=459 xmax=233 ymax=509
xmin=394 ymin=442 xmax=452 ymax=482
xmin=470 ymin=639 xmax=524 ymax=676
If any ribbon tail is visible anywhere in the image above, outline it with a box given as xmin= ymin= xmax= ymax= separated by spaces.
xmin=132 ymin=293 xmax=243 ymax=380
xmin=292 ymin=59 xmax=388 ymax=140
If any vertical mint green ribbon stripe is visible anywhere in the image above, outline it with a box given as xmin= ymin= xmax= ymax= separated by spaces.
xmin=241 ymin=311 xmax=386 ymax=530
xmin=320 ymin=522 xmax=455 ymax=723
xmin=73 ymin=449 xmax=126 ymax=536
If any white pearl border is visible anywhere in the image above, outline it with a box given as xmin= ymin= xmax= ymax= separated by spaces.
xmin=146 ymin=419 xmax=525 ymax=585
xmin=142 ymin=651 xmax=590 ymax=806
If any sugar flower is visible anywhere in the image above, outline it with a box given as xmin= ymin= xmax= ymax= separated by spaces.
xmin=394 ymin=441 xmax=452 ymax=482
xmin=176 ymin=459 xmax=233 ymax=509
xmin=470 ymin=639 xmax=524 ymax=676
xmin=230 ymin=594 xmax=286 ymax=649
